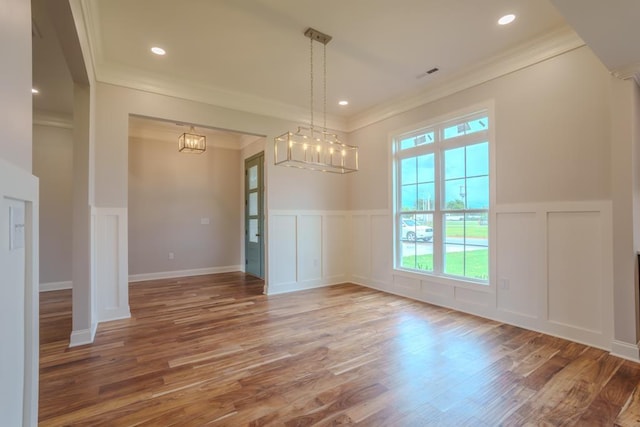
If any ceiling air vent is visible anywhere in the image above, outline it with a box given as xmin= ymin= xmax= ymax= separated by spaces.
xmin=416 ymin=67 xmax=439 ymax=79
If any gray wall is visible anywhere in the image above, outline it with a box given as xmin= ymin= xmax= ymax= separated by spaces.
xmin=33 ymin=123 xmax=73 ymax=285
xmin=128 ymin=136 xmax=242 ymax=275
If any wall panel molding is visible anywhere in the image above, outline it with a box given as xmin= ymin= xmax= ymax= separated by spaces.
xmin=267 ymin=210 xmax=349 ymax=295
xmin=350 ymin=201 xmax=615 ymax=353
xmin=93 ymin=207 xmax=130 ymax=322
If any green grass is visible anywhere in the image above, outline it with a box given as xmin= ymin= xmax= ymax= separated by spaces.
xmin=402 ymin=249 xmax=488 ymax=280
xmin=445 ymin=223 xmax=488 ymax=239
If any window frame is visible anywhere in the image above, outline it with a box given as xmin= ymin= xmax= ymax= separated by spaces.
xmin=391 ymin=103 xmax=495 ymax=288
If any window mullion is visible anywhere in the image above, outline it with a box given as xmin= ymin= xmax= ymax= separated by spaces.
xmin=433 ymin=146 xmax=443 ymax=275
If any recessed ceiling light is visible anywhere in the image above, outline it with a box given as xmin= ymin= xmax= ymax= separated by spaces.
xmin=338 ymin=100 xmax=349 ymax=106
xmin=151 ymin=46 xmax=166 ymax=56
xmin=31 ymin=88 xmax=39 ymax=94
xmin=498 ymin=14 xmax=516 ymax=25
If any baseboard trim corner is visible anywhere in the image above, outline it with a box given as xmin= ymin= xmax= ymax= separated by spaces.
xmin=69 ymin=322 xmax=97 ymax=348
xmin=611 ymin=340 xmax=640 ymax=362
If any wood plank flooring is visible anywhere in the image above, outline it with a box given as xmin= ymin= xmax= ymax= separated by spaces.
xmin=39 ymin=273 xmax=640 ymax=426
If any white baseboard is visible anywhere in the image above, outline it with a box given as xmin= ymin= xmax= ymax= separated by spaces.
xmin=69 ymin=322 xmax=97 ymax=347
xmin=611 ymin=340 xmax=640 ymax=362
xmin=40 ymin=281 xmax=72 ymax=292
xmin=129 ymin=265 xmax=243 ymax=283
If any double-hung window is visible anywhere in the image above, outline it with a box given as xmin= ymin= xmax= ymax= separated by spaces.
xmin=394 ymin=109 xmax=491 ymax=283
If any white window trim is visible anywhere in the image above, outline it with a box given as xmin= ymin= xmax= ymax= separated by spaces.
xmin=389 ymin=100 xmax=497 ymax=288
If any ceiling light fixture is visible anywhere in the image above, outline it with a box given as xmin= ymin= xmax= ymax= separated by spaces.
xmin=178 ymin=125 xmax=206 ymax=153
xmin=151 ymin=46 xmax=166 ymax=55
xmin=338 ymin=100 xmax=349 ymax=106
xmin=31 ymin=88 xmax=39 ymax=94
xmin=498 ymin=14 xmax=516 ymax=25
xmin=274 ymin=28 xmax=358 ymax=174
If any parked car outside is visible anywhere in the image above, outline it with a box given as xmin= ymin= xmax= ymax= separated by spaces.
xmin=401 ymin=219 xmax=433 ymax=241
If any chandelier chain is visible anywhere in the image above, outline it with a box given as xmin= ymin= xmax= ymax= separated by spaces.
xmin=323 ymin=43 xmax=327 ymax=132
xmin=310 ymin=36 xmax=314 ymax=132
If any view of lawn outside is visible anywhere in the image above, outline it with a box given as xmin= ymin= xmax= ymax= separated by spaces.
xmin=401 ymin=218 xmax=489 ymax=280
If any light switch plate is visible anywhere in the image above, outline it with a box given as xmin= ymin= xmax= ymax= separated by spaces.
xmin=201 ymin=217 xmax=210 ymax=225
xmin=9 ymin=205 xmax=25 ymax=250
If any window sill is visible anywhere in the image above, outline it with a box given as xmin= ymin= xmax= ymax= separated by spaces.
xmin=392 ymin=268 xmax=493 ymax=293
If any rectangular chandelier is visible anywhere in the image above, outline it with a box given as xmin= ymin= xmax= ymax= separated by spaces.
xmin=274 ymin=27 xmax=358 ymax=174
xmin=178 ymin=126 xmax=206 ymax=153
xmin=275 ymin=126 xmax=358 ymax=173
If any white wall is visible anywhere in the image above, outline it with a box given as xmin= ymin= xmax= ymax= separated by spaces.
xmin=33 ymin=123 xmax=73 ymax=289
xmin=0 ymin=0 xmax=39 ymax=424
xmin=347 ymin=46 xmax=620 ymax=352
xmin=128 ymin=136 xmax=242 ymax=280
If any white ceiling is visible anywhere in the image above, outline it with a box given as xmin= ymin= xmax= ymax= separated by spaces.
xmin=82 ymin=0 xmax=568 ymax=126
xmin=33 ymin=1 xmax=640 ymax=133
xmin=550 ymin=0 xmax=640 ymax=80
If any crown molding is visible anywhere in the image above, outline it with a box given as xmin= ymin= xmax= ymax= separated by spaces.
xmin=33 ymin=110 xmax=73 ymax=129
xmin=611 ymin=62 xmax=640 ymax=81
xmin=70 ymin=0 xmax=98 ymax=84
xmin=346 ymin=26 xmax=585 ymax=132
xmin=95 ymin=61 xmax=347 ymax=132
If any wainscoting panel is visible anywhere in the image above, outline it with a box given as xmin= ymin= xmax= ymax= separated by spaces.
xmin=496 ymin=212 xmax=539 ymax=319
xmin=351 ymin=215 xmax=372 ymax=282
xmin=323 ymin=215 xmax=347 ymax=281
xmin=350 ymin=202 xmax=614 ymax=351
xmin=268 ymin=211 xmax=349 ymax=294
xmin=547 ymin=211 xmax=603 ymax=333
xmin=371 ymin=214 xmax=393 ymax=287
xmin=93 ymin=208 xmax=130 ymax=322
xmin=268 ymin=214 xmax=297 ymax=291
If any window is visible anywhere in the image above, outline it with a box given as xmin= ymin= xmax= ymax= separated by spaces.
xmin=394 ymin=110 xmax=490 ymax=283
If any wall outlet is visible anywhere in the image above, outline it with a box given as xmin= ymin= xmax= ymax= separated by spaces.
xmin=168 ymin=252 xmax=174 ymax=260
xmin=499 ymin=278 xmax=510 ymax=290
xmin=200 ymin=217 xmax=210 ymax=225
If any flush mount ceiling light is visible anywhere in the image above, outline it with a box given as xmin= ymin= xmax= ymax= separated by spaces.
xmin=274 ymin=28 xmax=358 ymax=174
xmin=151 ymin=46 xmax=166 ymax=55
xmin=498 ymin=14 xmax=516 ymax=25
xmin=178 ymin=125 xmax=206 ymax=153
xmin=338 ymin=100 xmax=349 ymax=106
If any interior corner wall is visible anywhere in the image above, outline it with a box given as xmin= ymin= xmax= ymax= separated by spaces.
xmin=610 ymin=77 xmax=640 ymax=354
xmin=33 ymin=123 xmax=73 ymax=288
xmin=347 ymin=46 xmax=619 ymax=352
xmin=128 ymin=137 xmax=242 ymax=279
xmin=0 ymin=0 xmax=39 ymax=424
xmin=633 ymin=80 xmax=640 ymax=341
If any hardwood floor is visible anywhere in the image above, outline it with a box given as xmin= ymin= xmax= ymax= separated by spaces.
xmin=39 ymin=273 xmax=640 ymax=426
